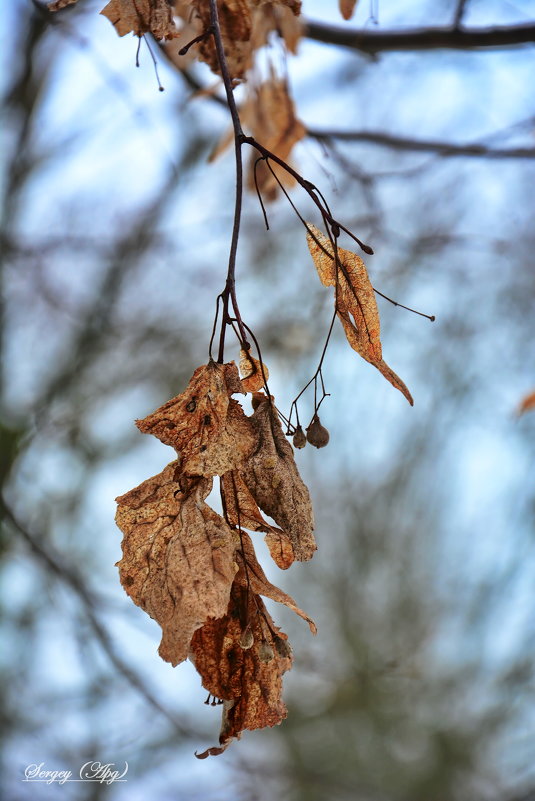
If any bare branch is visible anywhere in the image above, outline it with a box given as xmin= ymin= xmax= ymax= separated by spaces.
xmin=307 ymin=128 xmax=535 ymax=160
xmin=303 ymin=20 xmax=535 ymax=53
xmin=453 ymin=0 xmax=470 ymax=30
xmin=5 ymin=504 xmax=194 ymax=737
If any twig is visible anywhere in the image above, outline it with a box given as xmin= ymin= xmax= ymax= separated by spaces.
xmin=453 ymin=0 xmax=470 ymax=30
xmin=5 ymin=504 xmax=193 ymax=737
xmin=307 ymin=128 xmax=535 ymax=160
xmin=209 ymin=0 xmax=250 ymax=361
xmin=303 ymin=20 xmax=535 ymax=53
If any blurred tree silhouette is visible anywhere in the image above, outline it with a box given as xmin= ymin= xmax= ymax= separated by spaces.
xmin=1 ymin=1 xmax=535 ymax=800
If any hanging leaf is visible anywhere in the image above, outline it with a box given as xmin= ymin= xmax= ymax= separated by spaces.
xmin=236 ymin=530 xmax=316 ymax=633
xmin=239 ymin=348 xmax=270 ymax=393
xmin=189 ymin=0 xmax=254 ymax=82
xmin=136 ymin=361 xmax=256 ymax=479
xmin=100 ymin=0 xmax=179 ymax=39
xmin=518 ymin=389 xmax=535 ymax=415
xmin=220 ymin=469 xmax=295 ymax=568
xmin=246 ymin=74 xmax=306 ymax=201
xmin=115 ymin=462 xmax=238 ymax=667
xmin=306 ymin=224 xmax=414 ymax=405
xmin=339 ymin=0 xmax=359 ymax=21
xmin=241 ymin=393 xmax=316 ymax=561
xmin=251 ymin=2 xmax=303 ymax=55
xmin=191 ymin=576 xmax=293 ymax=757
xmin=47 ymin=0 xmax=79 ymax=11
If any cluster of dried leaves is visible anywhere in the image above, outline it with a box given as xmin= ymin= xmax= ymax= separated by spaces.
xmin=48 ymin=0 xmax=358 ymax=200
xmin=50 ymin=0 xmax=416 ymax=756
xmin=115 ymin=359 xmax=316 ymax=756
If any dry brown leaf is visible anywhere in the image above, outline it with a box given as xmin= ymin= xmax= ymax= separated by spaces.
xmin=237 ymin=530 xmax=316 ymax=632
xmin=246 ymin=76 xmax=306 ymax=200
xmin=241 ymin=393 xmax=316 ymax=560
xmin=115 ymin=462 xmax=239 ymax=666
xmin=210 ymin=74 xmax=305 ymax=200
xmin=191 ymin=577 xmax=293 ymax=756
xmin=307 ymin=224 xmax=414 ymax=406
xmin=250 ymin=2 xmax=303 ymax=54
xmin=239 ymin=348 xmax=269 ymax=393
xmin=47 ymin=0 xmax=79 ymax=11
xmin=339 ymin=0 xmax=358 ymax=20
xmin=188 ymin=0 xmax=253 ymax=81
xmin=518 ymin=389 xmax=535 ymax=415
xmin=136 ymin=361 xmax=256 ymax=478
xmin=221 ymin=469 xmax=295 ymax=568
xmin=100 ymin=0 xmax=179 ymax=38
xmin=162 ymin=3 xmax=203 ymax=69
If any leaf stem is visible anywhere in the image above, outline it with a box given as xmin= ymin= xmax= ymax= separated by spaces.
xmin=209 ymin=0 xmax=249 ymax=362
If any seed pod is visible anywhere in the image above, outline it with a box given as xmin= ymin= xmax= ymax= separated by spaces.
xmin=306 ymin=415 xmax=330 ymax=448
xmin=274 ymin=635 xmax=292 ymax=659
xmin=258 ymin=640 xmax=275 ymax=663
xmin=292 ymin=426 xmax=306 ymax=449
xmin=239 ymin=625 xmax=254 ymax=650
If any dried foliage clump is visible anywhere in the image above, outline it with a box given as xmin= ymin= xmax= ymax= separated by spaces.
xmin=49 ymin=0 xmax=426 ymax=758
xmin=115 ymin=361 xmax=316 ymax=755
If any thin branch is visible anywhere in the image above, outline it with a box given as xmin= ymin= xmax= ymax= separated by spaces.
xmin=208 ymin=0 xmax=249 ymax=361
xmin=307 ymin=128 xmax=535 ymax=159
xmin=453 ymin=0 xmax=470 ymax=30
xmin=4 ymin=504 xmax=193 ymax=738
xmin=303 ymin=20 xmax=535 ymax=53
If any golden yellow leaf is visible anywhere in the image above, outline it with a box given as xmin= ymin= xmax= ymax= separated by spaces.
xmin=241 ymin=393 xmax=316 ymax=560
xmin=136 ymin=361 xmax=256 ymax=478
xmin=100 ymin=0 xmax=179 ymax=38
xmin=339 ymin=0 xmax=358 ymax=20
xmin=307 ymin=224 xmax=414 ymax=405
xmin=239 ymin=348 xmax=269 ymax=393
xmin=115 ymin=462 xmax=239 ymax=667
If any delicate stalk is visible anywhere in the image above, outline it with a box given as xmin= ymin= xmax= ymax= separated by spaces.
xmin=209 ymin=0 xmax=249 ymax=361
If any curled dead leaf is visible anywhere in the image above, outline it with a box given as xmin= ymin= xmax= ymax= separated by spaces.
xmin=239 ymin=349 xmax=270 ymax=393
xmin=136 ymin=361 xmax=256 ymax=479
xmin=220 ymin=469 xmax=295 ymax=568
xmin=241 ymin=393 xmax=316 ymax=560
xmin=190 ymin=576 xmax=293 ymax=756
xmin=210 ymin=73 xmax=305 ymax=200
xmin=115 ymin=462 xmax=238 ymax=666
xmin=47 ymin=0 xmax=79 ymax=10
xmin=251 ymin=2 xmax=302 ymax=54
xmin=189 ymin=0 xmax=253 ymax=82
xmin=176 ymin=0 xmax=302 ymax=82
xmin=236 ymin=530 xmax=316 ymax=633
xmin=100 ymin=0 xmax=179 ymax=39
xmin=246 ymin=75 xmax=306 ymax=201
xmin=306 ymin=224 xmax=414 ymax=405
